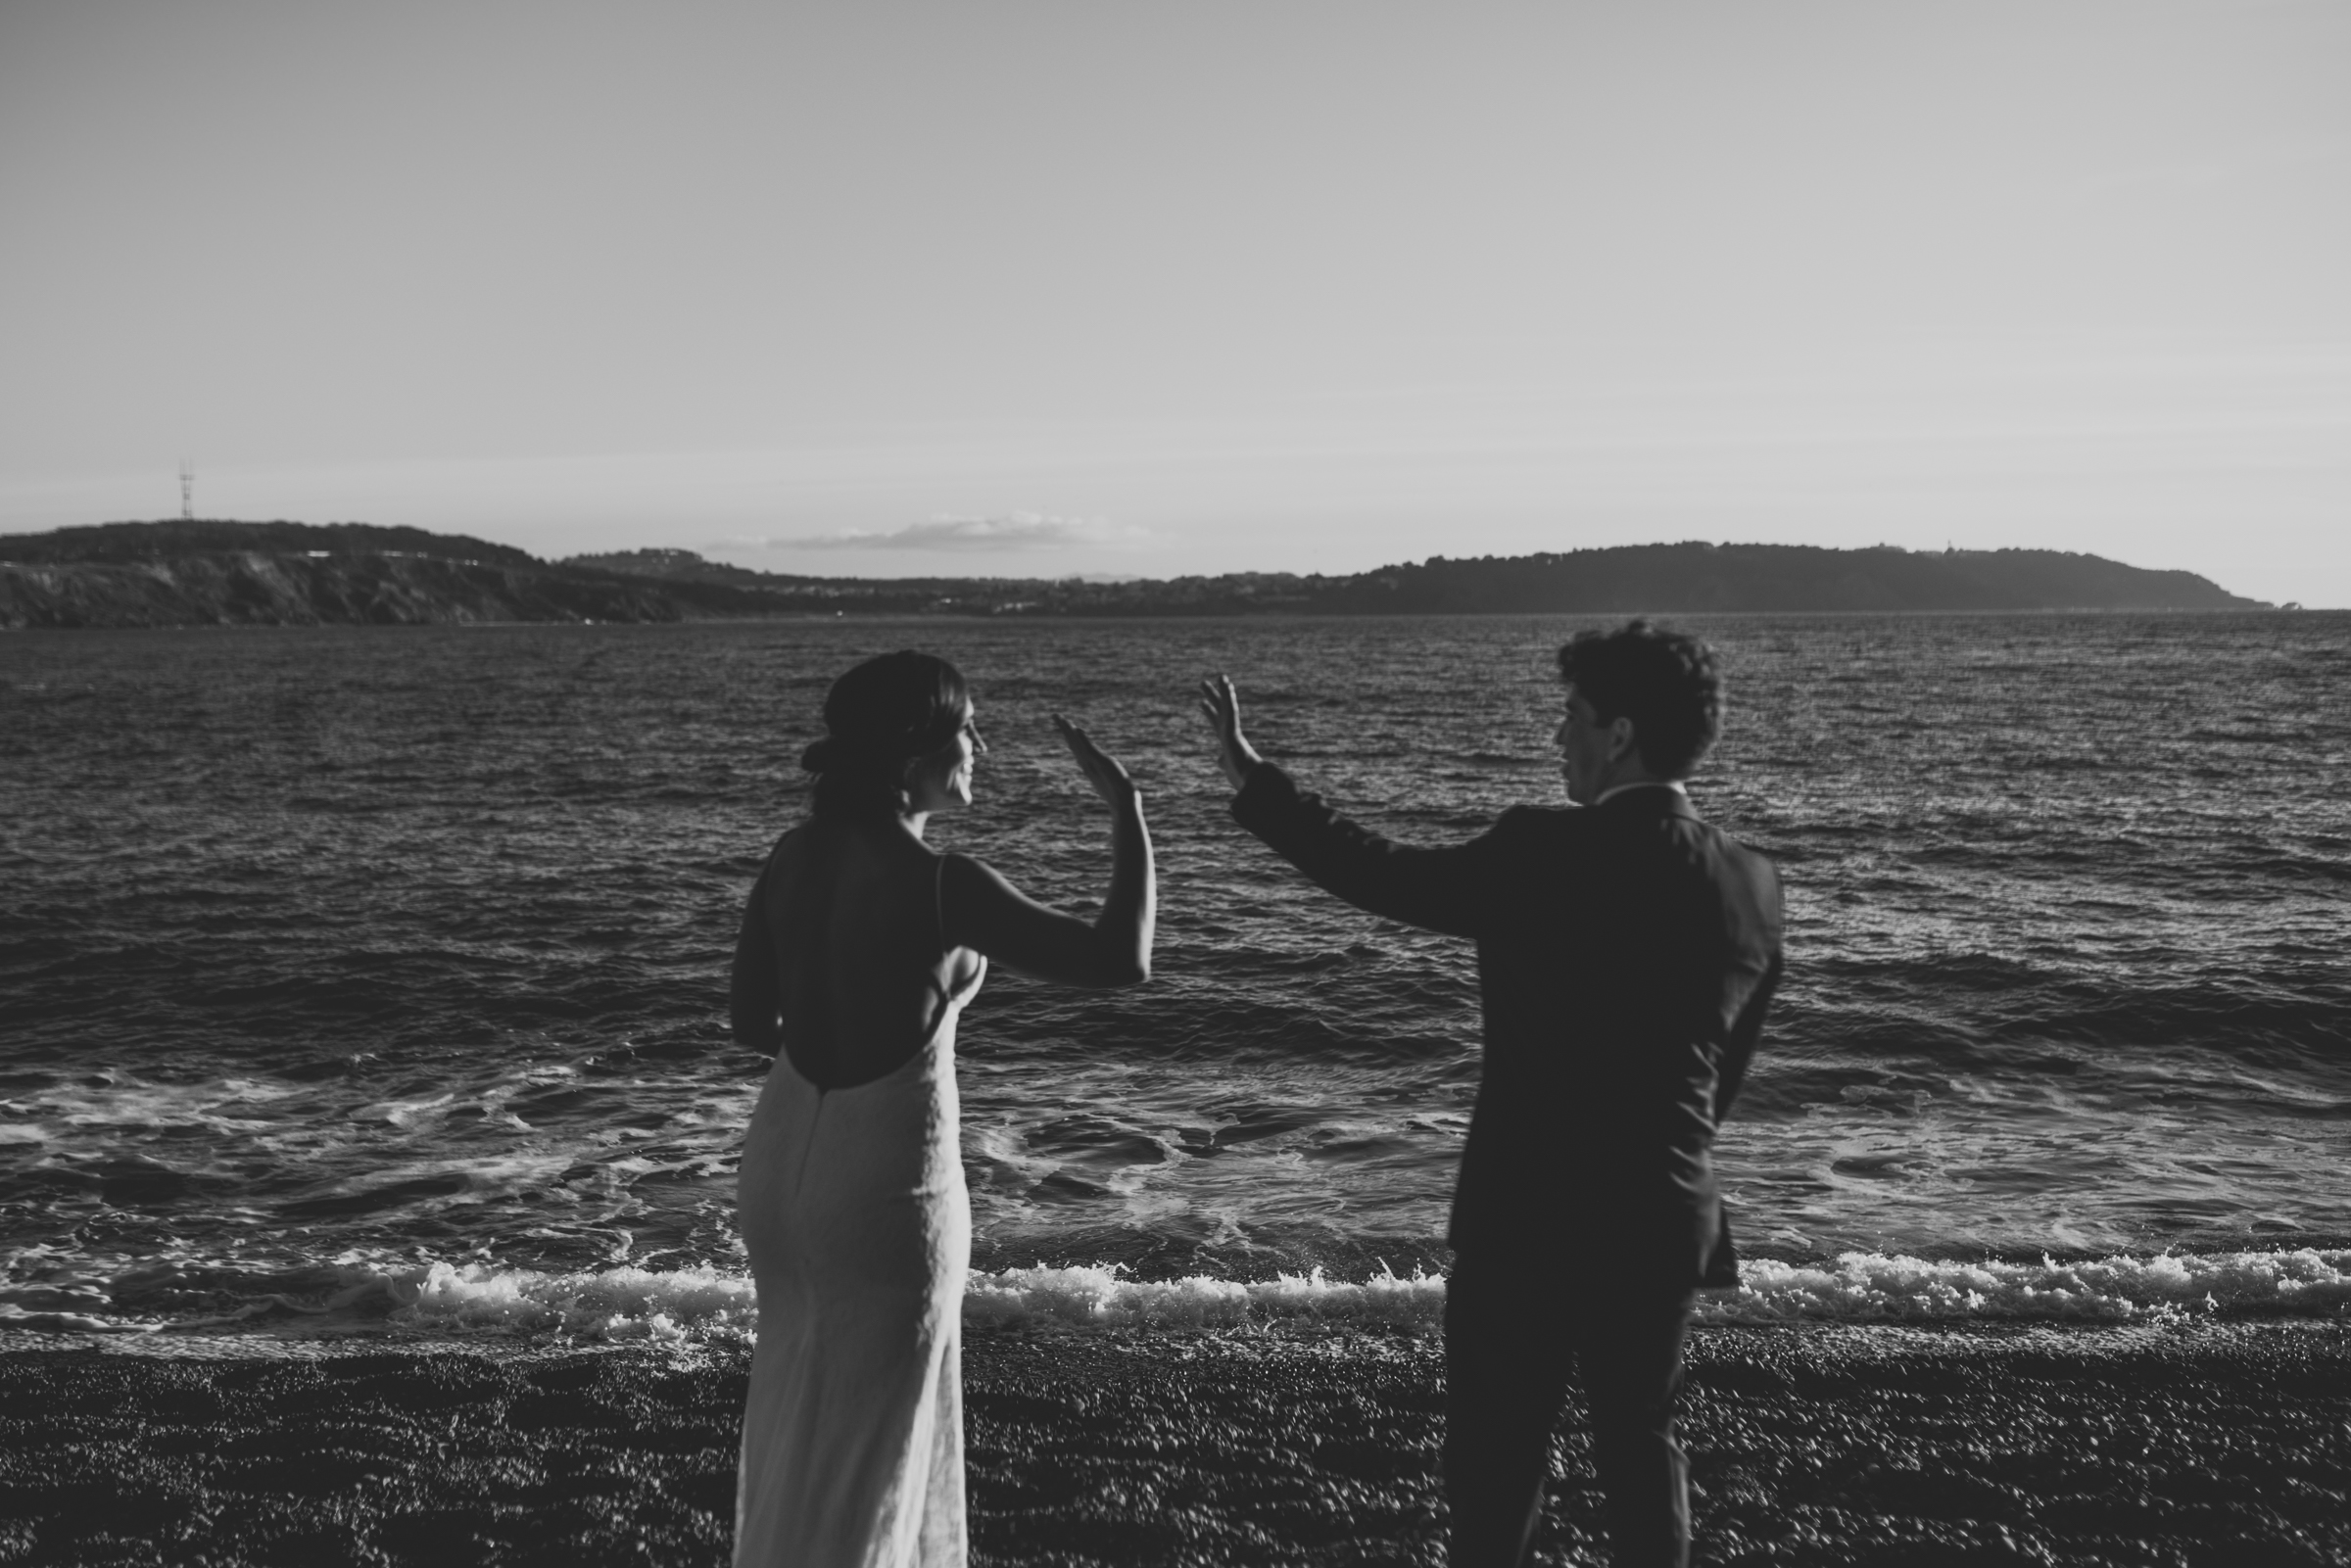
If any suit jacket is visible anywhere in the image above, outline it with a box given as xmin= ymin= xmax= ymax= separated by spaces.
xmin=1232 ymin=765 xmax=1784 ymax=1288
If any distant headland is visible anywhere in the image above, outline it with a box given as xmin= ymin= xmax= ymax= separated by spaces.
xmin=0 ymin=518 xmax=2268 ymax=630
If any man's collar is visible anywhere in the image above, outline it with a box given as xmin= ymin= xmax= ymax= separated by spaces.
xmin=1593 ymin=780 xmax=1692 ymax=811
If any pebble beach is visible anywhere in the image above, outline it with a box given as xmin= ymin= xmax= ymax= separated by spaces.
xmin=5 ymin=1319 xmax=2347 ymax=1567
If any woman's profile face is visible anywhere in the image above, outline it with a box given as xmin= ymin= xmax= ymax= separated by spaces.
xmin=905 ymin=710 xmax=984 ymax=814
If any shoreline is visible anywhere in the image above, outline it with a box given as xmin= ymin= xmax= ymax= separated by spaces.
xmin=3 ymin=1320 xmax=2344 ymax=1566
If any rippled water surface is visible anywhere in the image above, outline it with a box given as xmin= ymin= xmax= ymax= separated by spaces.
xmin=2 ymin=613 xmax=2346 ymax=1334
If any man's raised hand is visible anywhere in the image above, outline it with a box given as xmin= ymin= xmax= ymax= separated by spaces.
xmin=1197 ymin=674 xmax=1264 ymax=790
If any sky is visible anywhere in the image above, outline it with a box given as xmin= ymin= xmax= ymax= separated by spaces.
xmin=3 ymin=0 xmax=2346 ymax=603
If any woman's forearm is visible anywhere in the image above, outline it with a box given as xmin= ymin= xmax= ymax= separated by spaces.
xmin=938 ymin=795 xmax=1154 ymax=988
xmin=1097 ymin=792 xmax=1155 ymax=983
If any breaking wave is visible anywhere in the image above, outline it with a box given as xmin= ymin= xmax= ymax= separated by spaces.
xmin=4 ymin=1249 xmax=2346 ymax=1343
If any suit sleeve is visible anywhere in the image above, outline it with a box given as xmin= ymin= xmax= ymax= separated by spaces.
xmin=1712 ymin=950 xmax=1780 ymax=1127
xmin=1228 ymin=762 xmax=1515 ymax=939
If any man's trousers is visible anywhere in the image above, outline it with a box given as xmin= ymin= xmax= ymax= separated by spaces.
xmin=1443 ymin=1249 xmax=1698 ymax=1568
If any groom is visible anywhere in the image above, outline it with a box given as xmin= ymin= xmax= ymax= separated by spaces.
xmin=1201 ymin=621 xmax=1783 ymax=1568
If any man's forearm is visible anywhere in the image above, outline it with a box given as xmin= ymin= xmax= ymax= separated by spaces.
xmin=1231 ymin=762 xmax=1491 ymax=937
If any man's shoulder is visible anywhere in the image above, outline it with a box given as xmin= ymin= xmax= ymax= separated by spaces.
xmin=1491 ymin=802 xmax=1583 ymax=838
xmin=1678 ymin=820 xmax=1784 ymax=931
xmin=1691 ymin=813 xmax=1776 ymax=873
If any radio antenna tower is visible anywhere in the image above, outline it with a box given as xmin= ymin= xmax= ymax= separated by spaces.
xmin=180 ymin=459 xmax=195 ymax=521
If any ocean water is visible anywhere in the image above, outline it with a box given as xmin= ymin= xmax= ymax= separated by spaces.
xmin=2 ymin=613 xmax=2346 ymax=1342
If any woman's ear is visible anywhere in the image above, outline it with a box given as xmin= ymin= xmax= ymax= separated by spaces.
xmin=900 ymin=743 xmax=950 ymax=809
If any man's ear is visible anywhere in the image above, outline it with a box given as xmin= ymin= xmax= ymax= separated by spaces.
xmin=1607 ymin=716 xmax=1637 ymax=763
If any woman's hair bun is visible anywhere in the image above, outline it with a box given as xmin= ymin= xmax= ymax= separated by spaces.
xmin=799 ymin=650 xmax=972 ymax=818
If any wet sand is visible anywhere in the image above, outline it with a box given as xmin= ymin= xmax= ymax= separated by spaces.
xmin=1 ymin=1321 xmax=2345 ymax=1566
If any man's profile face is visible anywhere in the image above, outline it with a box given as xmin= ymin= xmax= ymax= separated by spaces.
xmin=1554 ymin=688 xmax=1614 ymax=806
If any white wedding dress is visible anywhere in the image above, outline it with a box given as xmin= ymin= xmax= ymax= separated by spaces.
xmin=734 ymin=842 xmax=984 ymax=1568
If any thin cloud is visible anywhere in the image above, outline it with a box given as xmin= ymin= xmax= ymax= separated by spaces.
xmin=768 ymin=512 xmax=1138 ymax=551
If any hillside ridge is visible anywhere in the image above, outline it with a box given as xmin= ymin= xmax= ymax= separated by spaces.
xmin=0 ymin=520 xmax=2268 ymax=629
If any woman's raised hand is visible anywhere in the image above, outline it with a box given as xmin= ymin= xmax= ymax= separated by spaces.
xmin=1197 ymin=674 xmax=1264 ymax=790
xmin=1052 ymin=714 xmax=1139 ymax=808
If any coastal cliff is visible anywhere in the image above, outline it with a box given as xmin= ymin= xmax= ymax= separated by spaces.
xmin=0 ymin=521 xmax=2267 ymax=629
xmin=1299 ymin=543 xmax=2264 ymax=614
xmin=0 ymin=522 xmax=686 ymax=629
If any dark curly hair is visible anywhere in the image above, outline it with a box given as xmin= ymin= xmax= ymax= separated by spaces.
xmin=801 ymin=650 xmax=971 ymax=819
xmin=1556 ymin=620 xmax=1722 ymax=780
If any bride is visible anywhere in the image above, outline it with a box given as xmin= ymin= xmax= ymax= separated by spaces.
xmin=728 ymin=650 xmax=1154 ymax=1568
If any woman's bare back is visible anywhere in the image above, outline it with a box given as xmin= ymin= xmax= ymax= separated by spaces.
xmin=731 ymin=711 xmax=1153 ymax=1092
xmin=744 ymin=822 xmax=981 ymax=1091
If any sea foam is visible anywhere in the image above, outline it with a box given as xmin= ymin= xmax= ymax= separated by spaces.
xmin=1704 ymin=1249 xmax=2351 ymax=1324
xmin=963 ymin=1263 xmax=1449 ymax=1330
xmin=372 ymin=1248 xmax=2351 ymax=1340
xmin=7 ymin=1249 xmax=2345 ymax=1342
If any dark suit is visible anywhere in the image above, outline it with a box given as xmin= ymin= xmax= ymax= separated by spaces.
xmin=1231 ymin=766 xmax=1783 ymax=1568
